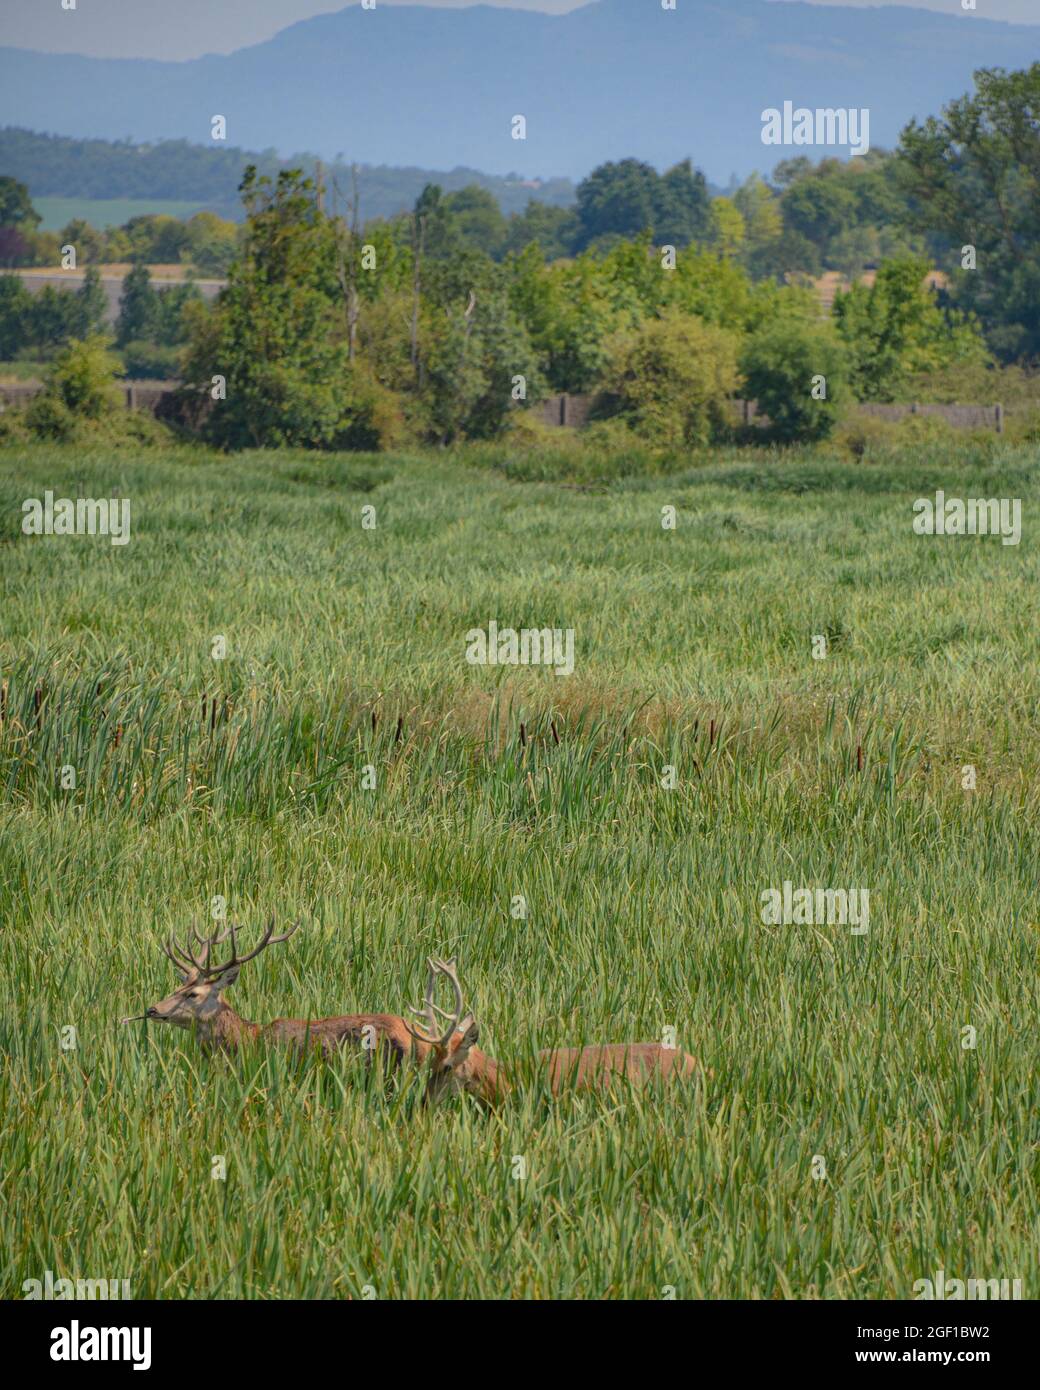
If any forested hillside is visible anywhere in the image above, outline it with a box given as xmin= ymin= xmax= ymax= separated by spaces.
xmin=0 ymin=128 xmax=576 ymax=224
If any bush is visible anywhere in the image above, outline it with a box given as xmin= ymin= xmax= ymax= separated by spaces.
xmin=833 ymin=412 xmax=901 ymax=460
xmin=120 ymin=340 xmax=183 ymax=380
xmin=499 ymin=410 xmax=577 ymax=452
xmin=893 ymin=412 xmax=959 ymax=447
xmin=1004 ymin=405 xmax=1040 ymax=445
xmin=740 ymin=319 xmax=848 ymax=442
xmin=600 ymin=310 xmax=740 ymax=448
xmin=44 ymin=334 xmax=123 ymax=420
xmin=25 ymin=392 xmax=76 ymax=441
xmin=333 ymin=368 xmax=409 ymax=452
xmin=0 ymin=403 xmax=30 ymax=444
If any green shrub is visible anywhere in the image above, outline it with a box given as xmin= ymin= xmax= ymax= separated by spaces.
xmin=740 ymin=319 xmax=849 ymax=442
xmin=44 ymin=334 xmax=123 ymax=420
xmin=25 ymin=391 xmax=76 ymax=441
xmin=893 ymin=412 xmax=959 ymax=447
xmin=501 ymin=410 xmax=585 ymax=453
xmin=833 ymin=411 xmax=901 ymax=460
xmin=333 ymin=368 xmax=410 ymax=452
xmin=600 ymin=310 xmax=740 ymax=448
xmin=1004 ymin=406 xmax=1040 ymax=445
xmin=120 ymin=340 xmax=183 ymax=381
xmin=0 ymin=403 xmax=29 ymax=444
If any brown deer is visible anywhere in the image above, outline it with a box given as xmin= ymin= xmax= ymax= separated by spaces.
xmin=404 ymin=957 xmax=702 ymax=1105
xmin=122 ymin=917 xmax=432 ymax=1066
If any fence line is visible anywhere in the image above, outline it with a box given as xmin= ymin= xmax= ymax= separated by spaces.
xmin=0 ymin=382 xmax=1017 ymax=434
xmin=534 ymin=392 xmax=1011 ymax=433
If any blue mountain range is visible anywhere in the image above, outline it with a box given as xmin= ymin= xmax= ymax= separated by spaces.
xmin=1 ymin=0 xmax=1036 ymax=180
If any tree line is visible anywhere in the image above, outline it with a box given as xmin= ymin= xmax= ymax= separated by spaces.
xmin=1 ymin=64 xmax=1036 ymax=449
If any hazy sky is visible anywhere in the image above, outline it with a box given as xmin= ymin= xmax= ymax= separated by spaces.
xmin=1 ymin=0 xmax=1035 ymax=62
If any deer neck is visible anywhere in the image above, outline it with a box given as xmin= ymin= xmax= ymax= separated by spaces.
xmin=465 ymin=1047 xmax=508 ymax=1103
xmin=199 ymin=1003 xmax=261 ymax=1052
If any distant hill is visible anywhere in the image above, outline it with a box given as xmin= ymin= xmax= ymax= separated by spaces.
xmin=0 ymin=129 xmax=576 ymax=224
xmin=0 ymin=0 xmax=1037 ymax=181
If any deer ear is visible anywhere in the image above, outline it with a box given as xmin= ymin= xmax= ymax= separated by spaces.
xmin=174 ymin=965 xmax=198 ymax=984
xmin=211 ymin=964 xmax=240 ymax=990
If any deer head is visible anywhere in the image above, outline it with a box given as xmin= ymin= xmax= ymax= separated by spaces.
xmin=123 ymin=916 xmax=300 ymax=1040
xmin=404 ymin=956 xmax=481 ymax=1103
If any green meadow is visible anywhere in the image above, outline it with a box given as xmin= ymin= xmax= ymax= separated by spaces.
xmin=30 ymin=197 xmax=213 ymax=233
xmin=0 ymin=440 xmax=1037 ymax=1299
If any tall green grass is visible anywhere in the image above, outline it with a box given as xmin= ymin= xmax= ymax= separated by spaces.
xmin=1 ymin=440 xmax=1037 ymax=1298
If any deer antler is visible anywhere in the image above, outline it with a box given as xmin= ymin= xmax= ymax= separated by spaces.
xmin=164 ymin=916 xmax=300 ymax=980
xmin=405 ymin=956 xmax=468 ymax=1048
xmin=409 ymin=957 xmax=439 ymax=1037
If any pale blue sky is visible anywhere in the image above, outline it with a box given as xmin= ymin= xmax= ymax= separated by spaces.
xmin=1 ymin=0 xmax=1036 ymax=62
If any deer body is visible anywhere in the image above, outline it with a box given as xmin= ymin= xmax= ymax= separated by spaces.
xmin=405 ymin=959 xmax=703 ymax=1105
xmin=540 ymin=1042 xmax=699 ymax=1091
xmin=425 ymin=1037 xmax=698 ymax=1103
xmin=124 ymin=918 xmax=429 ymax=1067
xmin=167 ymin=1001 xmax=426 ymax=1063
xmin=263 ymin=1012 xmax=423 ymax=1061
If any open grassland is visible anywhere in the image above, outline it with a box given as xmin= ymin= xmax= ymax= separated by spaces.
xmin=30 ymin=197 xmax=213 ymax=233
xmin=1 ymin=440 xmax=1038 ymax=1299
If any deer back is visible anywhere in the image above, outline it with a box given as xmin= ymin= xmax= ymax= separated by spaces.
xmin=264 ymin=1012 xmax=432 ymax=1062
xmin=538 ymin=1042 xmax=700 ymax=1094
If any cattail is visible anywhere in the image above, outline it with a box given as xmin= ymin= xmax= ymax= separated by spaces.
xmin=550 ymin=719 xmax=560 ymax=745
xmin=519 ymin=721 xmax=527 ymax=749
xmin=395 ymin=715 xmax=403 ymax=744
xmin=856 ymin=744 xmax=863 ymax=773
xmin=709 ymin=719 xmax=716 ymax=746
xmin=0 ymin=680 xmax=6 ymax=726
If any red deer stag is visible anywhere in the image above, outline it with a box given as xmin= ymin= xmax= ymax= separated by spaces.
xmin=122 ymin=918 xmax=433 ymax=1066
xmin=405 ymin=957 xmax=702 ymax=1105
